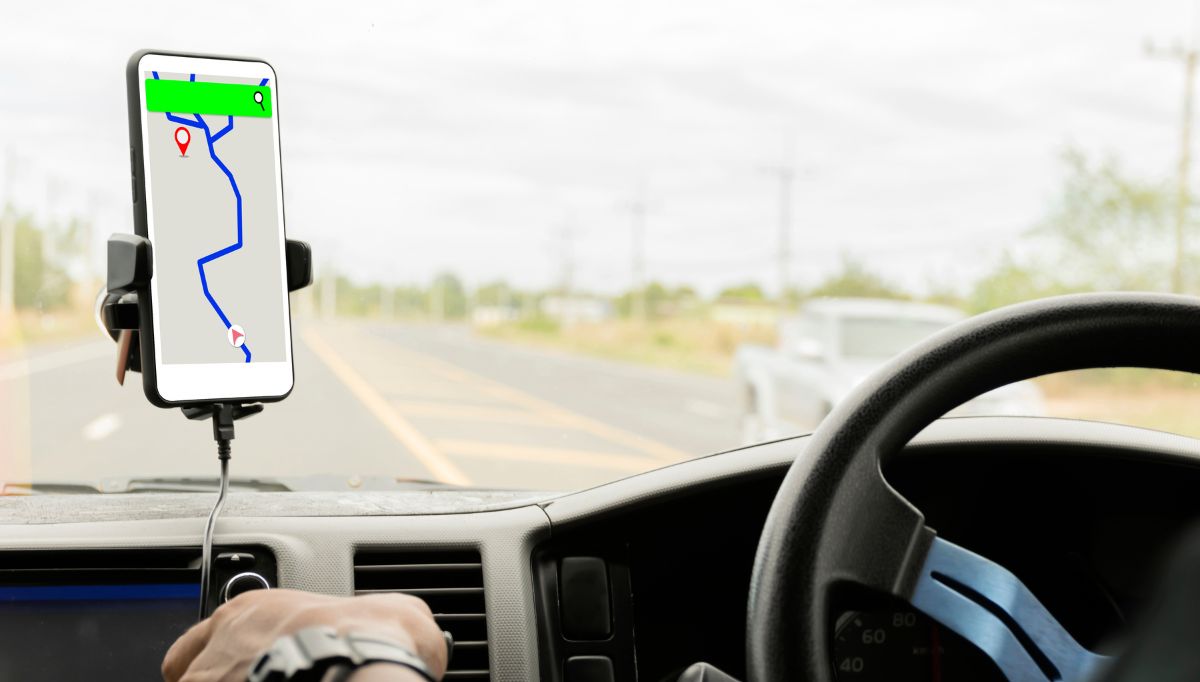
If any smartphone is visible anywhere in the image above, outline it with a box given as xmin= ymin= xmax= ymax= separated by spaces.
xmin=126 ymin=51 xmax=293 ymax=406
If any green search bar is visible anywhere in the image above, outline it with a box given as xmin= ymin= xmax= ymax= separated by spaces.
xmin=145 ymin=79 xmax=272 ymax=118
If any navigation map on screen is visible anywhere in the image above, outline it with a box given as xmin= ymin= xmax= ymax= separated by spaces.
xmin=143 ymin=71 xmax=287 ymax=365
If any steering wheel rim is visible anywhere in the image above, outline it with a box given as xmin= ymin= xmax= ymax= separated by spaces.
xmin=746 ymin=292 xmax=1200 ymax=682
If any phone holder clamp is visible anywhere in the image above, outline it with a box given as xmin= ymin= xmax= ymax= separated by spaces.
xmin=101 ymin=232 xmax=312 ymax=386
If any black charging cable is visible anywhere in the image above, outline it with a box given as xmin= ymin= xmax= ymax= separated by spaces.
xmin=198 ymin=403 xmax=236 ymax=619
xmin=186 ymin=402 xmax=262 ymax=619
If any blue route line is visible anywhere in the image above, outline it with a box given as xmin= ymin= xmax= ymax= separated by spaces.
xmin=154 ymin=72 xmax=252 ymax=362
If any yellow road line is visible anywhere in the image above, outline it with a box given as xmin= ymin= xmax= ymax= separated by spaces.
xmin=303 ymin=329 xmax=472 ymax=486
xmin=435 ymin=439 xmax=656 ymax=472
xmin=390 ymin=401 xmax=554 ymax=426
xmin=385 ymin=345 xmax=689 ymax=463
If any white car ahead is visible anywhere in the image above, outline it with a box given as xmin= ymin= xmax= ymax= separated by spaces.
xmin=735 ymin=298 xmax=1046 ymax=444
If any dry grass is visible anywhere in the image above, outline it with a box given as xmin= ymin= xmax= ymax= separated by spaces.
xmin=480 ymin=317 xmax=776 ymax=376
xmin=1037 ymin=370 xmax=1200 ymax=438
xmin=487 ymin=319 xmax=1200 ymax=437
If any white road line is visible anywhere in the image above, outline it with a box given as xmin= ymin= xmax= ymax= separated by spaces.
xmin=82 ymin=413 xmax=122 ymax=441
xmin=0 ymin=342 xmax=111 ymax=382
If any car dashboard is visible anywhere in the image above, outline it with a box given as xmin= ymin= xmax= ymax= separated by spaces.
xmin=2 ymin=416 xmax=1200 ymax=681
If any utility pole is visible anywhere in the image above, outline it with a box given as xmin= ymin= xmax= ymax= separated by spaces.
xmin=431 ymin=276 xmax=445 ymax=322
xmin=380 ymin=284 xmax=394 ymax=320
xmin=43 ymin=176 xmax=62 ymax=275
xmin=555 ymin=219 xmax=575 ymax=298
xmin=1148 ymin=31 xmax=1200 ymax=293
xmin=85 ymin=191 xmax=104 ymax=283
xmin=320 ymin=265 xmax=337 ymax=319
xmin=626 ymin=189 xmax=648 ymax=321
xmin=0 ymin=148 xmax=16 ymax=326
xmin=762 ymin=163 xmax=796 ymax=308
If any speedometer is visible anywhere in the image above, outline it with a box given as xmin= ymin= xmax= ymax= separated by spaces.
xmin=833 ymin=608 xmax=1005 ymax=681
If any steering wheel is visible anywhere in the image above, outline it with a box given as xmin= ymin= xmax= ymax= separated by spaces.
xmin=746 ymin=293 xmax=1200 ymax=682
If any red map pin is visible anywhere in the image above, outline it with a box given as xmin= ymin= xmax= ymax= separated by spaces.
xmin=174 ymin=127 xmax=190 ymax=156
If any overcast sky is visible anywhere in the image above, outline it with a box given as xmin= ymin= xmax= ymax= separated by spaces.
xmin=0 ymin=0 xmax=1195 ymax=296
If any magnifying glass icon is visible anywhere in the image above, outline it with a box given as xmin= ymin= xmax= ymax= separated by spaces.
xmin=253 ymin=91 xmax=264 ymax=111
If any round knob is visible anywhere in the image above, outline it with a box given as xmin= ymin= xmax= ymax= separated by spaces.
xmin=221 ymin=572 xmax=270 ymax=603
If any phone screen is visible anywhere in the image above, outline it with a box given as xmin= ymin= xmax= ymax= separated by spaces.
xmin=135 ymin=54 xmax=292 ymax=402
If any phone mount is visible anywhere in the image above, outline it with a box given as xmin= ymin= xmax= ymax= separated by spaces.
xmin=101 ymin=233 xmax=313 ymax=383
xmin=101 ymin=232 xmax=312 ymax=617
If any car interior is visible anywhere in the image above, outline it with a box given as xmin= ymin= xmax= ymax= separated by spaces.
xmin=8 ymin=4 xmax=1200 ymax=682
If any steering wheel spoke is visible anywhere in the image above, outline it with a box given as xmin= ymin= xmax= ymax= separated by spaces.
xmin=909 ymin=536 xmax=1109 ymax=682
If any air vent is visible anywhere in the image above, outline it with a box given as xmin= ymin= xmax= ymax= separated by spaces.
xmin=0 ymin=548 xmax=199 ymax=585
xmin=354 ymin=550 xmax=489 ymax=680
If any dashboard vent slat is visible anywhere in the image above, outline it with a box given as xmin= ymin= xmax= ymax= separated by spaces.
xmin=0 ymin=549 xmax=200 ymax=586
xmin=354 ymin=550 xmax=489 ymax=681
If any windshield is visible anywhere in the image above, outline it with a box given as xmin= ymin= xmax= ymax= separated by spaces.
xmin=3 ymin=2 xmax=1200 ymax=494
xmin=839 ymin=318 xmax=952 ymax=361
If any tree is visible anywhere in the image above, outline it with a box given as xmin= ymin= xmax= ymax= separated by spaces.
xmin=1032 ymin=147 xmax=1174 ymax=291
xmin=807 ymin=256 xmax=909 ymax=300
xmin=964 ymin=147 xmax=1180 ymax=312
xmin=430 ymin=272 xmax=468 ymax=319
xmin=613 ymin=281 xmax=699 ymax=318
xmin=333 ymin=276 xmax=377 ymax=317
xmin=964 ymin=252 xmax=1081 ymax=314
xmin=2 ymin=212 xmax=71 ymax=310
xmin=392 ymin=285 xmax=428 ymax=316
xmin=716 ymin=282 xmax=767 ymax=302
xmin=475 ymin=281 xmax=516 ymax=308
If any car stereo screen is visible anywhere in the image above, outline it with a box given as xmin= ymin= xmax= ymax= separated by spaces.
xmin=0 ymin=583 xmax=199 ymax=679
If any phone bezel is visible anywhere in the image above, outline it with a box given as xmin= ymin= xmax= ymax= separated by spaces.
xmin=127 ymin=50 xmax=294 ymax=406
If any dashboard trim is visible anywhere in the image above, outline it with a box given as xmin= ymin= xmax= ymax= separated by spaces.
xmin=0 ymin=508 xmax=550 ymax=681
xmin=541 ymin=416 xmax=1200 ymax=531
xmin=4 ymin=417 xmax=1200 ymax=681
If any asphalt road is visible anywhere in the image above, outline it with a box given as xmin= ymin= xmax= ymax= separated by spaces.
xmin=0 ymin=322 xmax=744 ymax=491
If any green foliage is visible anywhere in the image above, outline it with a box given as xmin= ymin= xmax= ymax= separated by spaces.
xmin=615 ymin=281 xmax=699 ymax=318
xmin=49 ymin=217 xmax=89 ymax=262
xmin=807 ymin=256 xmax=909 ymax=300
xmin=430 ymin=272 xmax=468 ymax=319
xmin=716 ymin=282 xmax=767 ymax=302
xmin=964 ymin=147 xmax=1178 ymax=312
xmin=3 ymin=211 xmax=71 ymax=310
xmin=321 ymin=279 xmax=427 ymax=318
xmin=1032 ymin=147 xmax=1174 ymax=291
xmin=332 ymin=276 xmax=376 ymax=317
xmin=516 ymin=315 xmax=560 ymax=334
xmin=652 ymin=329 xmax=676 ymax=347
xmin=390 ymin=285 xmax=429 ymax=315
xmin=475 ymin=280 xmax=517 ymax=307
xmin=964 ymin=253 xmax=1082 ymax=314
